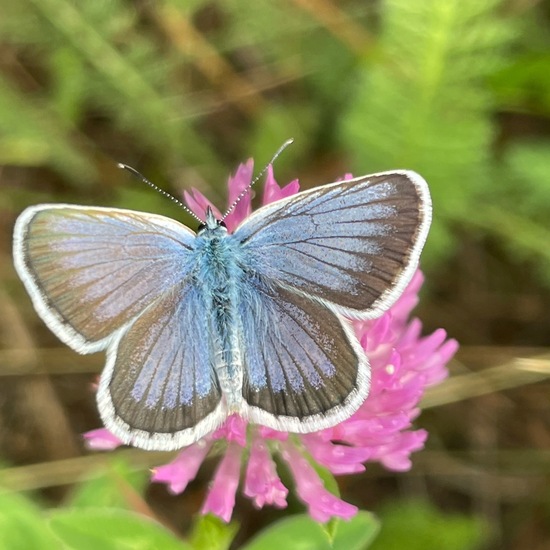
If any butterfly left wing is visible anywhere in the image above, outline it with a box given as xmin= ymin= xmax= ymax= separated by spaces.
xmin=13 ymin=204 xmax=226 ymax=450
xmin=238 ymin=276 xmax=369 ymax=431
xmin=233 ymin=171 xmax=431 ymax=319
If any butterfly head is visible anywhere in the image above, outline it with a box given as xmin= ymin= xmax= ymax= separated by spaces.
xmin=197 ymin=206 xmax=227 ymax=235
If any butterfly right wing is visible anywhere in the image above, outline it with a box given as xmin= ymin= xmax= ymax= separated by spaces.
xmin=98 ymin=281 xmax=225 ymax=451
xmin=232 ymin=171 xmax=431 ymax=320
xmin=231 ymin=171 xmax=430 ymax=430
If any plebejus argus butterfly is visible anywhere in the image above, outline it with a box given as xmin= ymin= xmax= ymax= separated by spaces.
xmin=13 ymin=157 xmax=431 ymax=450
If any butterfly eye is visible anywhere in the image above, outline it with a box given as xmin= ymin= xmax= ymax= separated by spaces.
xmin=218 ymin=220 xmax=227 ymax=228
xmin=197 ymin=223 xmax=207 ymax=232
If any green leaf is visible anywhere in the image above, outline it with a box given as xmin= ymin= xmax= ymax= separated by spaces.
xmin=48 ymin=507 xmax=191 ymax=550
xmin=322 ymin=517 xmax=340 ymax=545
xmin=190 ymin=514 xmax=239 ymax=550
xmin=243 ymin=512 xmax=379 ymax=550
xmin=333 ymin=512 xmax=380 ymax=550
xmin=0 ymin=490 xmax=60 ymax=550
xmin=368 ymin=500 xmax=487 ymax=550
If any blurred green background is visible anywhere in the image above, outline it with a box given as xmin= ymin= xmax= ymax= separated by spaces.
xmin=1 ymin=0 xmax=550 ymax=548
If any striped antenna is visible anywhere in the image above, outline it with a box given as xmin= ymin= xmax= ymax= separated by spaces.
xmin=222 ymin=138 xmax=294 ymax=220
xmin=117 ymin=163 xmax=203 ymax=224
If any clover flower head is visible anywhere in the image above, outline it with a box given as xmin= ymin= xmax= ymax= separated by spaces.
xmin=85 ymin=161 xmax=457 ymax=522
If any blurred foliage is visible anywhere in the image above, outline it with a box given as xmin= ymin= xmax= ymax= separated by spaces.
xmin=481 ymin=141 xmax=550 ymax=286
xmin=369 ymin=499 xmax=489 ymax=550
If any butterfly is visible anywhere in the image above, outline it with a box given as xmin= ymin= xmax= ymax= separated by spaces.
xmin=12 ymin=168 xmax=431 ymax=451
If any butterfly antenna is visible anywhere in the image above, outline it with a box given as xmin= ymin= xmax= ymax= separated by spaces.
xmin=117 ymin=163 xmax=203 ymax=223
xmin=222 ymin=138 xmax=294 ymax=220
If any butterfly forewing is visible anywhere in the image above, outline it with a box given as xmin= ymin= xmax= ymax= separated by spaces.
xmin=98 ymin=282 xmax=225 ymax=450
xmin=234 ymin=171 xmax=431 ymax=319
xmin=239 ymin=277 xmax=369 ymax=432
xmin=13 ymin=205 xmax=197 ymax=352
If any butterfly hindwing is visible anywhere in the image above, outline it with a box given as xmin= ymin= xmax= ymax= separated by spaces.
xmin=98 ymin=282 xmax=226 ymax=450
xmin=238 ymin=276 xmax=369 ymax=432
xmin=234 ymin=171 xmax=431 ymax=319
xmin=13 ymin=205 xmax=197 ymax=352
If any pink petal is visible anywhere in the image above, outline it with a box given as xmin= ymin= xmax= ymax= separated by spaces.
xmin=262 ymin=165 xmax=300 ymax=205
xmin=151 ymin=440 xmax=212 ymax=494
xmin=82 ymin=429 xmax=123 ymax=451
xmin=300 ymin=434 xmax=370 ymax=474
xmin=280 ymin=441 xmax=357 ymax=522
xmin=337 ymin=412 xmax=413 ymax=442
xmin=389 ymin=271 xmax=424 ymax=324
xmin=211 ymin=414 xmax=248 ymax=447
xmin=374 ymin=430 xmax=428 ymax=471
xmin=337 ymin=173 xmax=355 ymax=181
xmin=417 ymin=337 xmax=458 ymax=386
xmin=437 ymin=338 xmax=460 ymax=365
xmin=397 ymin=318 xmax=423 ymax=349
xmin=201 ymin=443 xmax=243 ymax=522
xmin=224 ymin=159 xmax=254 ymax=231
xmin=365 ymin=353 xmax=402 ymax=398
xmin=365 ymin=383 xmax=425 ymax=415
xmin=183 ymin=188 xmax=222 ymax=221
xmin=244 ymin=437 xmax=288 ymax=509
xmin=257 ymin=426 xmax=289 ymax=441
xmin=409 ymin=329 xmax=449 ymax=364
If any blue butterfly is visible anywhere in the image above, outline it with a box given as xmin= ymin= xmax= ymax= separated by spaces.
xmin=13 ymin=169 xmax=431 ymax=450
